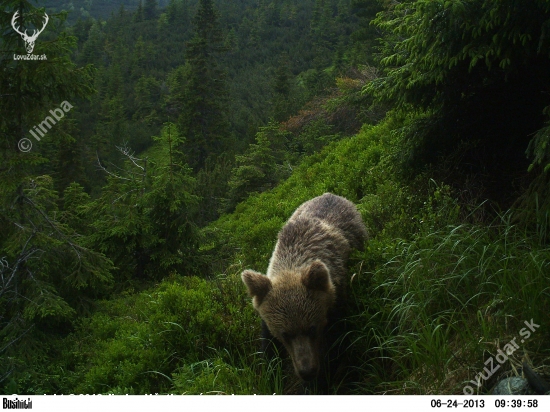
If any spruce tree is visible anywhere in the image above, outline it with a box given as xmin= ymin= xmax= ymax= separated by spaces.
xmin=227 ymin=122 xmax=292 ymax=209
xmin=133 ymin=1 xmax=144 ymax=23
xmin=271 ymin=53 xmax=295 ymax=122
xmin=178 ymin=0 xmax=231 ymax=170
xmin=85 ymin=124 xmax=201 ymax=281
xmin=0 ymin=1 xmax=112 ymax=387
xmin=146 ymin=123 xmax=201 ymax=274
xmin=167 ymin=0 xmax=178 ymax=23
xmin=143 ymin=0 xmax=157 ymax=20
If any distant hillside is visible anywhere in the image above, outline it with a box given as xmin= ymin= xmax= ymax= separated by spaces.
xmin=44 ymin=0 xmax=147 ymax=22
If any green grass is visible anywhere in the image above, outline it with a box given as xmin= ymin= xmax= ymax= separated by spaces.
xmin=346 ymin=213 xmax=550 ymax=394
xmin=26 ymin=113 xmax=550 ymax=395
xmin=46 ymin=272 xmax=288 ymax=395
xmin=201 ymin=114 xmax=550 ymax=394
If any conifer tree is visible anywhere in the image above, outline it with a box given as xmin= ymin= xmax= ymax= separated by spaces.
xmin=271 ymin=53 xmax=295 ymax=122
xmin=178 ymin=0 xmax=231 ymax=170
xmin=146 ymin=123 xmax=201 ymax=274
xmin=143 ymin=0 xmax=157 ymax=20
xmin=167 ymin=0 xmax=189 ymax=25
xmin=166 ymin=0 xmax=178 ymax=23
xmin=86 ymin=124 xmax=201 ymax=281
xmin=227 ymin=122 xmax=291 ymax=209
xmin=133 ymin=1 xmax=144 ymax=23
xmin=369 ymin=0 xmax=550 ymax=211
xmin=0 ymin=2 xmax=111 ymax=386
xmin=311 ymin=0 xmax=336 ymax=68
xmin=85 ymin=145 xmax=151 ymax=281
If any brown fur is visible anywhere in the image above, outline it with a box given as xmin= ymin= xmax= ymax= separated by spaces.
xmin=242 ymin=193 xmax=368 ymax=382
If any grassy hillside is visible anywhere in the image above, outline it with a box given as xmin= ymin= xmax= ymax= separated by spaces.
xmin=28 ymin=113 xmax=548 ymax=395
xmin=206 ymin=113 xmax=550 ymax=394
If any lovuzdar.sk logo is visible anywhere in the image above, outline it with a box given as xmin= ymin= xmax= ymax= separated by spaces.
xmin=3 ymin=398 xmax=32 ymax=410
xmin=11 ymin=10 xmax=48 ymax=60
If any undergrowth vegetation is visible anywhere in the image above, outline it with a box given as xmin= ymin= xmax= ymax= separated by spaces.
xmin=41 ymin=274 xmax=284 ymax=394
xmin=21 ymin=113 xmax=547 ymax=395
xmin=350 ymin=213 xmax=550 ymax=394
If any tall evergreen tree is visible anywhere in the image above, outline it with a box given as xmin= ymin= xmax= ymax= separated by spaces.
xmin=167 ymin=0 xmax=189 ymax=25
xmin=227 ymin=122 xmax=292 ymax=210
xmin=0 ymin=0 xmax=112 ymax=388
xmin=178 ymin=0 xmax=231 ymax=170
xmin=85 ymin=124 xmax=200 ymax=281
xmin=143 ymin=0 xmax=157 ymax=20
xmin=368 ymin=0 xmax=550 ymax=209
xmin=271 ymin=53 xmax=295 ymax=122
xmin=133 ymin=1 xmax=144 ymax=23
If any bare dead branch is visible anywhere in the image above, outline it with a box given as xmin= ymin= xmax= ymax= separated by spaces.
xmin=96 ymin=152 xmax=132 ymax=181
xmin=116 ymin=144 xmax=145 ymax=172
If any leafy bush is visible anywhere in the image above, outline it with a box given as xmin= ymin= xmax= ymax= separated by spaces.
xmin=66 ymin=274 xmax=259 ymax=394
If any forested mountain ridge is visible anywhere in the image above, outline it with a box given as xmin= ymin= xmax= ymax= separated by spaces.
xmin=1 ymin=0 xmax=549 ymax=395
xmin=44 ymin=0 xmax=147 ymax=22
xmin=58 ymin=0 xmax=378 ymax=208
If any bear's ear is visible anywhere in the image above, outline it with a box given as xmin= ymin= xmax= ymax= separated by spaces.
xmin=302 ymin=261 xmax=331 ymax=292
xmin=242 ymin=270 xmax=272 ymax=305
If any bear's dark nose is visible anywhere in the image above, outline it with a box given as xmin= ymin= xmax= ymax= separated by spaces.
xmin=298 ymin=367 xmax=318 ymax=382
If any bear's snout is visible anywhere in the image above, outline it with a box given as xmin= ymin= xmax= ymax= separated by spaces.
xmin=297 ymin=365 xmax=318 ymax=382
xmin=291 ymin=336 xmax=320 ymax=381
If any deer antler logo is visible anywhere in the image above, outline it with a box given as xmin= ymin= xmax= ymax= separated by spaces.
xmin=11 ymin=11 xmax=49 ymax=54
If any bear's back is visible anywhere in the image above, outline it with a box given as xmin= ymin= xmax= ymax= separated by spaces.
xmin=267 ymin=193 xmax=367 ymax=282
xmin=289 ymin=193 xmax=367 ymax=251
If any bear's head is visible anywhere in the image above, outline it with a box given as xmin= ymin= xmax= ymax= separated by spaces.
xmin=242 ymin=261 xmax=336 ymax=381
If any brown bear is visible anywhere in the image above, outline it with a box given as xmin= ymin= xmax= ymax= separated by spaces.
xmin=241 ymin=193 xmax=368 ymax=382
